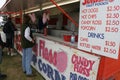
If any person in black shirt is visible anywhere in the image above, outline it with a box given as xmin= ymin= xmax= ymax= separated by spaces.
xmin=38 ymin=10 xmax=50 ymax=31
xmin=21 ymin=14 xmax=35 ymax=77
xmin=3 ymin=17 xmax=17 ymax=56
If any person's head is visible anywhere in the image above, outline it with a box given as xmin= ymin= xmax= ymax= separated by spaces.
xmin=44 ymin=9 xmax=50 ymax=14
xmin=23 ymin=15 xmax=31 ymax=24
xmin=7 ymin=17 xmax=12 ymax=21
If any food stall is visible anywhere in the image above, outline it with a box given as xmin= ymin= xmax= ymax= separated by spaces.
xmin=14 ymin=0 xmax=120 ymax=80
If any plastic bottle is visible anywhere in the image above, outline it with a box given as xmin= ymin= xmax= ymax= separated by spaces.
xmin=71 ymin=31 xmax=75 ymax=43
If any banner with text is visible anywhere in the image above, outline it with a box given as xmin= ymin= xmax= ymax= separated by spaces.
xmin=32 ymin=37 xmax=100 ymax=80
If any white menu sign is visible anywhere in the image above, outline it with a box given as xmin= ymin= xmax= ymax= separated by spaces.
xmin=78 ymin=0 xmax=120 ymax=59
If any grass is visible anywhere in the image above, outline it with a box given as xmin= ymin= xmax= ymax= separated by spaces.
xmin=0 ymin=48 xmax=45 ymax=80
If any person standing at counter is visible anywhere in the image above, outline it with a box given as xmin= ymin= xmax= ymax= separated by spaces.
xmin=21 ymin=14 xmax=35 ymax=77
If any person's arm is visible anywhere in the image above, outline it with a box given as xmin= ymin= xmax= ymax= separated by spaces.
xmin=28 ymin=13 xmax=36 ymax=23
xmin=24 ymin=27 xmax=34 ymax=43
xmin=46 ymin=13 xmax=50 ymax=21
xmin=42 ymin=13 xmax=47 ymax=24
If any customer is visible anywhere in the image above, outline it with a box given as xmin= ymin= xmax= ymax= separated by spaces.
xmin=21 ymin=14 xmax=35 ymax=77
xmin=3 ymin=17 xmax=16 ymax=56
xmin=0 ymin=32 xmax=7 ymax=79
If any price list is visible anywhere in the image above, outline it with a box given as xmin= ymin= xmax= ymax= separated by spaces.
xmin=78 ymin=0 xmax=120 ymax=59
xmin=104 ymin=5 xmax=120 ymax=55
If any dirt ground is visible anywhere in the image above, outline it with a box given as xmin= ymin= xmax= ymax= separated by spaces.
xmin=0 ymin=48 xmax=45 ymax=80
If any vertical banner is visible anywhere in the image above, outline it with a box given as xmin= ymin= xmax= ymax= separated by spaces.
xmin=78 ymin=0 xmax=120 ymax=59
xmin=32 ymin=37 xmax=100 ymax=80
xmin=14 ymin=31 xmax=22 ymax=55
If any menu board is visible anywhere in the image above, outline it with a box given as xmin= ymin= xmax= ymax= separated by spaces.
xmin=78 ymin=0 xmax=120 ymax=59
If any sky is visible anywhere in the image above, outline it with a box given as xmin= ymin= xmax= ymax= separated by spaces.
xmin=0 ymin=0 xmax=6 ymax=9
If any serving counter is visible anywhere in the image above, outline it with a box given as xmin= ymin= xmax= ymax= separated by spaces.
xmin=14 ymin=31 xmax=100 ymax=80
xmin=14 ymin=31 xmax=120 ymax=80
